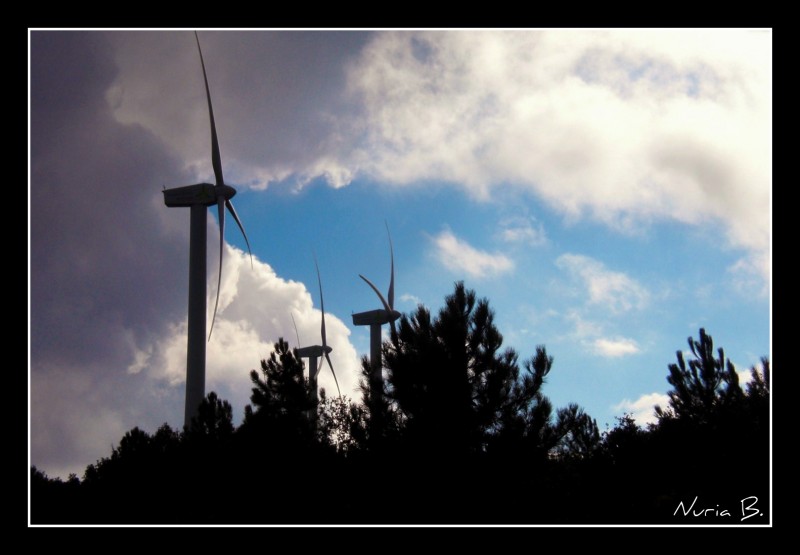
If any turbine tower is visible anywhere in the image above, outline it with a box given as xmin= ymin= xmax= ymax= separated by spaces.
xmin=294 ymin=258 xmax=341 ymax=417
xmin=352 ymin=223 xmax=400 ymax=406
xmin=163 ymin=31 xmax=252 ymax=428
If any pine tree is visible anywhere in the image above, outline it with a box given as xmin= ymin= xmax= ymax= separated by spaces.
xmin=648 ymin=330 xmax=770 ymax=522
xmin=655 ymin=328 xmax=743 ymax=424
xmin=383 ymin=282 xmax=591 ymax=459
xmin=186 ymin=391 xmax=234 ymax=440
xmin=384 ymin=282 xmax=526 ymax=455
xmin=243 ymin=337 xmax=314 ymax=434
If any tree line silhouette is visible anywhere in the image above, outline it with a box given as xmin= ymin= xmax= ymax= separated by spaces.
xmin=31 ymin=282 xmax=770 ymax=525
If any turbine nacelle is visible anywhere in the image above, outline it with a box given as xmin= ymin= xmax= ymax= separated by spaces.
xmin=163 ymin=183 xmax=237 ymax=207
xmin=351 ymin=308 xmax=401 ymax=327
xmin=296 ymin=345 xmax=333 ymax=358
xmin=296 ymin=344 xmax=333 ymax=381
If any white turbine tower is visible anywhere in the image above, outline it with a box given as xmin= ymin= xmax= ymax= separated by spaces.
xmin=163 ymin=31 xmax=252 ymax=428
xmin=352 ymin=223 xmax=400 ymax=405
xmin=295 ymin=258 xmax=341 ymax=404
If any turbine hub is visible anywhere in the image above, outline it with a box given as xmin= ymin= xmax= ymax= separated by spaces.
xmin=215 ymin=184 xmax=237 ymax=201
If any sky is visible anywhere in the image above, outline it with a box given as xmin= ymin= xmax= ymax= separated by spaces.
xmin=29 ymin=29 xmax=771 ymax=480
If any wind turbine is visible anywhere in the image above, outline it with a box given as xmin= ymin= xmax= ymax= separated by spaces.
xmin=295 ymin=257 xmax=341 ymax=415
xmin=352 ymin=223 xmax=401 ymax=405
xmin=163 ymin=31 xmax=253 ymax=428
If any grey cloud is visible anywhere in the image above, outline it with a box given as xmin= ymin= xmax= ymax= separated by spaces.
xmin=30 ymin=32 xmax=366 ymax=478
xmin=30 ymin=32 xmax=208 ymax=477
xmin=107 ymin=31 xmax=372 ymax=188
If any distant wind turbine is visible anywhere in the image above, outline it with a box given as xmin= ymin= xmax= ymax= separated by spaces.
xmin=295 ymin=257 xmax=341 ymax=414
xmin=163 ymin=31 xmax=253 ymax=428
xmin=352 ymin=223 xmax=401 ymax=405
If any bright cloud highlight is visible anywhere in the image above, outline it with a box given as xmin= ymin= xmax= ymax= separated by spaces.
xmin=432 ymin=230 xmax=514 ymax=279
xmin=556 ymin=253 xmax=649 ymax=313
xmin=592 ymin=337 xmax=640 ymax=357
xmin=341 ymin=31 xmax=770 ymax=282
xmin=613 ymin=392 xmax=670 ymax=426
xmin=498 ymin=216 xmax=548 ymax=246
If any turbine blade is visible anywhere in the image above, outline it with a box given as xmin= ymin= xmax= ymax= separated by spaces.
xmin=360 ymin=274 xmax=393 ymax=316
xmin=314 ymin=254 xmax=327 ymax=348
xmin=226 ymin=199 xmax=253 ymax=268
xmin=325 ymin=352 xmax=341 ymax=397
xmin=386 ymin=221 xmax=395 ymax=310
xmin=208 ymin=198 xmax=225 ymax=342
xmin=291 ymin=313 xmax=301 ymax=347
xmin=194 ymin=31 xmax=224 ymax=188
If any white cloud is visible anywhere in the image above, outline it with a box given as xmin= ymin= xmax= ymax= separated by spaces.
xmin=342 ymin=30 xmax=770 ymax=282
xmin=143 ymin=243 xmax=363 ymax=411
xmin=497 ymin=216 xmax=547 ymax=246
xmin=737 ymin=369 xmax=754 ymax=387
xmin=614 ymin=392 xmax=670 ymax=426
xmin=110 ymin=30 xmax=770 ymax=286
xmin=728 ymin=254 xmax=770 ymax=298
xmin=562 ymin=310 xmax=641 ymax=358
xmin=592 ymin=337 xmax=640 ymax=357
xmin=735 ymin=357 xmax=768 ymax=388
xmin=400 ymin=293 xmax=422 ymax=306
xmin=564 ymin=309 xmax=604 ymax=338
xmin=432 ymin=230 xmax=514 ymax=279
xmin=35 ymin=242 xmax=363 ymax=481
xmin=556 ymin=253 xmax=649 ymax=313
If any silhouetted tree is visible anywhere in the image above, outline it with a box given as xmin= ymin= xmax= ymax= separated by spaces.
xmin=746 ymin=357 xmax=769 ymax=398
xmin=186 ymin=391 xmax=234 ymax=440
xmin=316 ymin=392 xmax=367 ymax=456
xmin=552 ymin=403 xmax=601 ymax=460
xmin=30 ymin=466 xmax=81 ymax=524
xmin=490 ymin=346 xmax=564 ymax=460
xmin=385 ymin=283 xmax=555 ymax=457
xmin=355 ymin=353 xmax=403 ymax=451
xmin=369 ymin=282 xmax=598 ymax=522
xmin=33 ymin=310 xmax=769 ymax=523
xmin=242 ymin=337 xmax=314 ymax=439
xmin=655 ymin=328 xmax=743 ymax=424
xmin=232 ymin=338 xmax=338 ymax=522
xmin=78 ymin=423 xmax=186 ymax=523
xmin=745 ymin=357 xmax=770 ymax=432
xmin=601 ymin=413 xmax=646 ymax=464
xmin=647 ymin=329 xmax=770 ymax=523
xmin=84 ymin=426 xmax=154 ymax=489
xmin=586 ymin=414 xmax=659 ymax=519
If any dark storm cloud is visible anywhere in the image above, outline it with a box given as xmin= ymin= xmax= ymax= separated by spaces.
xmin=107 ymin=31 xmax=372 ymax=188
xmin=199 ymin=31 xmax=371 ymax=166
xmin=29 ymin=31 xmax=370 ymax=478
xmin=31 ymin=31 xmax=189 ymax=367
xmin=30 ymin=31 xmax=196 ymax=476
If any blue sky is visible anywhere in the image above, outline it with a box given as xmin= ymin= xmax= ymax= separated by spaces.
xmin=239 ymin=172 xmax=769 ymax=426
xmin=30 ymin=29 xmax=771 ymax=479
